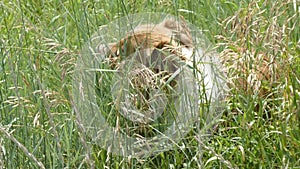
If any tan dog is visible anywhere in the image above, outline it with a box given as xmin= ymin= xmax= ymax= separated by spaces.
xmin=96 ymin=17 xmax=194 ymax=68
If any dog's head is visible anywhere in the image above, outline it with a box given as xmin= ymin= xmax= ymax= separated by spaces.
xmin=96 ymin=16 xmax=194 ymax=67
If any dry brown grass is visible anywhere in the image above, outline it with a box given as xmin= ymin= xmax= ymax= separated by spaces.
xmin=217 ymin=1 xmax=297 ymax=98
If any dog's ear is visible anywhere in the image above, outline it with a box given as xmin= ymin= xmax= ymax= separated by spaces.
xmin=160 ymin=16 xmax=193 ymax=48
xmin=163 ymin=19 xmax=178 ymax=29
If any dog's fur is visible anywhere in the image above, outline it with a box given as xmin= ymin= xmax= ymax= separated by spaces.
xmin=96 ymin=17 xmax=194 ymax=67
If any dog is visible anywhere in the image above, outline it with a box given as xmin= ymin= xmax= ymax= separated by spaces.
xmin=96 ymin=17 xmax=195 ymax=68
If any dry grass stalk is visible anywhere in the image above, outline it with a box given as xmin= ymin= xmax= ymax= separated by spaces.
xmin=0 ymin=125 xmax=45 ymax=169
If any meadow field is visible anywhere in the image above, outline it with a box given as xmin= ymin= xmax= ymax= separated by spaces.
xmin=0 ymin=0 xmax=299 ymax=168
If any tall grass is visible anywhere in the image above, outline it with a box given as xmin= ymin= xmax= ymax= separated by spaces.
xmin=0 ymin=0 xmax=299 ymax=168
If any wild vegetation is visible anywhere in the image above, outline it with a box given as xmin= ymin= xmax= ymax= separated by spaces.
xmin=0 ymin=0 xmax=299 ymax=168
